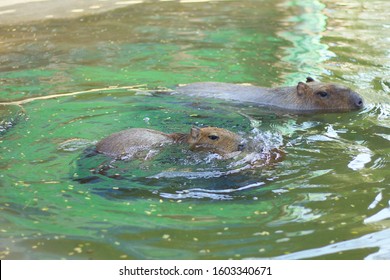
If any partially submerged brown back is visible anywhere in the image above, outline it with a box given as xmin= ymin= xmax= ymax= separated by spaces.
xmin=96 ymin=126 xmax=244 ymax=159
xmin=176 ymin=78 xmax=364 ymax=113
xmin=96 ymin=128 xmax=173 ymax=158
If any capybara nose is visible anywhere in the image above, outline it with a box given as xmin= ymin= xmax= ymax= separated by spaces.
xmin=351 ymin=91 xmax=364 ymax=109
xmin=238 ymin=143 xmax=245 ymax=151
xmin=356 ymin=97 xmax=364 ymax=108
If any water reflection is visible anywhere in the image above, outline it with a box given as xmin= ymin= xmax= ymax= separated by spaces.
xmin=0 ymin=104 xmax=25 ymax=134
xmin=277 ymin=0 xmax=335 ymax=84
xmin=261 ymin=228 xmax=390 ymax=260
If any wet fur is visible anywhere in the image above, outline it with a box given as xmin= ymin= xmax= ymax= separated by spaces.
xmin=175 ymin=77 xmax=364 ymax=113
xmin=96 ymin=127 xmax=244 ymax=159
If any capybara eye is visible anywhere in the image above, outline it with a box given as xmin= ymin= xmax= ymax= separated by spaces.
xmin=208 ymin=135 xmax=220 ymax=141
xmin=317 ymin=91 xmax=328 ymax=98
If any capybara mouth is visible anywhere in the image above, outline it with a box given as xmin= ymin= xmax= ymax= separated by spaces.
xmin=238 ymin=143 xmax=245 ymax=151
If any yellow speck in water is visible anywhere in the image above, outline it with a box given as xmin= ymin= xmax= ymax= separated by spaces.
xmin=116 ymin=1 xmax=144 ymax=5
xmin=74 ymin=247 xmax=82 ymax=253
xmin=17 ymin=181 xmax=30 ymax=187
xmin=162 ymin=234 xmax=170 ymax=240
xmin=253 ymin=231 xmax=270 ymax=236
xmin=199 ymin=249 xmax=210 ymax=254
xmin=71 ymin=9 xmax=84 ymax=13
xmin=41 ymin=207 xmax=49 ymax=211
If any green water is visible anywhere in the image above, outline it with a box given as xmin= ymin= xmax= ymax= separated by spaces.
xmin=1 ymin=0 xmax=389 ymax=260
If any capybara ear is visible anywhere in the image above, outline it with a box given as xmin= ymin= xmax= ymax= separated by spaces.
xmin=190 ymin=127 xmax=201 ymax=139
xmin=297 ymin=82 xmax=310 ymax=96
xmin=306 ymin=77 xmax=315 ymax=83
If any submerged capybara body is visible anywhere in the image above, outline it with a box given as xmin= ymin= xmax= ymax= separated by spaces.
xmin=96 ymin=127 xmax=244 ymax=159
xmin=175 ymin=77 xmax=364 ymax=113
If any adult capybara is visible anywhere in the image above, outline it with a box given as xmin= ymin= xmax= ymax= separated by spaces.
xmin=174 ymin=77 xmax=364 ymax=113
xmin=96 ymin=126 xmax=244 ymax=159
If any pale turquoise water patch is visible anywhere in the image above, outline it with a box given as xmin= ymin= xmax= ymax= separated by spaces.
xmin=0 ymin=0 xmax=389 ymax=260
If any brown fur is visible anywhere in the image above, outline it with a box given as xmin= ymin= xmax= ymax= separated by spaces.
xmin=96 ymin=127 xmax=244 ymax=159
xmin=186 ymin=126 xmax=244 ymax=155
xmin=176 ymin=77 xmax=364 ymax=113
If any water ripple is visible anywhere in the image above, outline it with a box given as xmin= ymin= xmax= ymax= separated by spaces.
xmin=250 ymin=228 xmax=390 ymax=260
xmin=159 ymin=181 xmax=265 ymax=200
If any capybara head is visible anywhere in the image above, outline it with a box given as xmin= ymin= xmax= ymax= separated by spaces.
xmin=187 ymin=126 xmax=244 ymax=155
xmin=295 ymin=77 xmax=364 ymax=112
